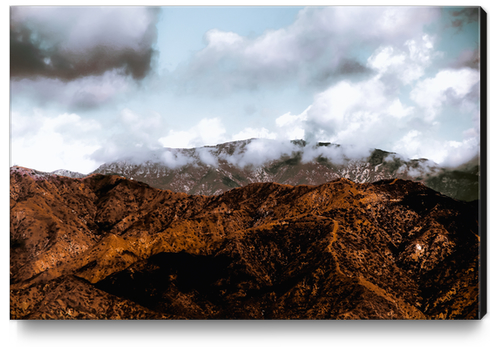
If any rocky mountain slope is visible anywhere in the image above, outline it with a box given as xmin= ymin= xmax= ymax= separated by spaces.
xmin=10 ymin=166 xmax=481 ymax=319
xmin=88 ymin=140 xmax=479 ymax=201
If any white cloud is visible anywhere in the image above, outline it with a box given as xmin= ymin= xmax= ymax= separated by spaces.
xmin=158 ymin=117 xmax=226 ymax=148
xmin=220 ymin=138 xmax=298 ymax=168
xmin=410 ymin=68 xmax=480 ymax=120
xmin=366 ymin=35 xmax=438 ymax=85
xmin=232 ymin=127 xmax=277 ymax=142
xmin=11 ymin=111 xmax=101 ymax=173
xmin=11 ymin=68 xmax=132 ymax=110
xmin=179 ymin=7 xmax=441 ymax=94
xmin=275 ymin=107 xmax=309 ymax=140
xmin=160 ymin=150 xmax=193 ymax=169
xmin=388 ymin=99 xmax=414 ymax=119
xmin=367 ymin=46 xmax=406 ymax=74
xmin=196 ymin=147 xmax=219 ymax=167
xmin=11 ymin=110 xmax=44 ymax=138
xmin=300 ymin=76 xmax=392 ymax=146
xmin=205 ymin=29 xmax=244 ymax=50
xmin=393 ymin=129 xmax=479 ymax=167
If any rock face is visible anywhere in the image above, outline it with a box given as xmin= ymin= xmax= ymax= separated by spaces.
xmin=10 ymin=166 xmax=481 ymax=319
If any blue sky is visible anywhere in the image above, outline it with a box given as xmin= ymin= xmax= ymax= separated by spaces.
xmin=10 ymin=5 xmax=481 ymax=173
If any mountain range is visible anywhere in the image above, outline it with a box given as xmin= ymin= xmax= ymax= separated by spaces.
xmin=47 ymin=139 xmax=481 ymax=201
xmin=10 ymin=164 xmax=481 ymax=319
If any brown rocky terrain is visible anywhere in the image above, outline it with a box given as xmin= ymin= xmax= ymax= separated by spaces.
xmin=10 ymin=165 xmax=481 ymax=319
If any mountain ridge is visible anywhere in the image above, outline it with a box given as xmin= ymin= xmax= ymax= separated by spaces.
xmin=10 ymin=167 xmax=480 ymax=319
xmin=18 ymin=139 xmax=479 ymax=201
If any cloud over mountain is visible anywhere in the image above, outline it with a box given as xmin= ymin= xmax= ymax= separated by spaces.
xmin=9 ymin=7 xmax=481 ymax=175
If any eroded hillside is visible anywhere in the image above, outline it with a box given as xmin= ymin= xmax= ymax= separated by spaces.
xmin=10 ymin=166 xmax=480 ymax=319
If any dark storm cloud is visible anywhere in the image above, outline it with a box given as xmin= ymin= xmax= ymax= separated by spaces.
xmin=10 ymin=7 xmax=160 ymax=81
xmin=451 ymin=7 xmax=479 ymax=27
xmin=337 ymin=59 xmax=371 ymax=76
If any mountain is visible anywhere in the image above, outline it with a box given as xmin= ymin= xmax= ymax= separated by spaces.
xmin=10 ymin=166 xmax=481 ymax=319
xmin=51 ymin=169 xmax=86 ymax=179
xmin=89 ymin=140 xmax=479 ymax=202
xmin=44 ymin=140 xmax=478 ymax=201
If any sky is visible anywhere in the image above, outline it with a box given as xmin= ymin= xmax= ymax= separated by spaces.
xmin=9 ymin=5 xmax=482 ymax=174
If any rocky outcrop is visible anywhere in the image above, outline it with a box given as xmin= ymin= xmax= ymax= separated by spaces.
xmin=10 ymin=167 xmax=481 ymax=319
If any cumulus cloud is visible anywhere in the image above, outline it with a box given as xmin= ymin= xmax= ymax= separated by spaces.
xmin=271 ymin=61 xmax=479 ymax=167
xmin=10 ymin=7 xmax=160 ymax=81
xmin=10 ymin=7 xmax=161 ymax=112
xmin=301 ymin=144 xmax=354 ymax=165
xmin=410 ymin=68 xmax=480 ymax=120
xmin=367 ymin=34 xmax=439 ymax=85
xmin=298 ymin=75 xmax=412 ymax=149
xmin=275 ymin=108 xmax=309 ymax=140
xmin=176 ymin=7 xmax=441 ymax=95
xmin=393 ymin=130 xmax=479 ymax=168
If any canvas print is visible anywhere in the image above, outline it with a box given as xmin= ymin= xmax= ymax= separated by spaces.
xmin=10 ymin=6 xmax=485 ymax=320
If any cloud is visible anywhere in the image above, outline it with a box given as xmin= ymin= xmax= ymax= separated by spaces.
xmin=10 ymin=7 xmax=160 ymax=81
xmin=175 ymin=7 xmax=441 ymax=95
xmin=89 ymin=108 xmax=168 ymax=164
xmin=367 ymin=34 xmax=438 ymax=85
xmin=196 ymin=147 xmax=218 ymax=167
xmin=158 ymin=118 xmax=227 ymax=148
xmin=271 ymin=57 xmax=479 ymax=167
xmin=11 ymin=69 xmax=131 ymax=110
xmin=10 ymin=110 xmax=43 ymax=138
xmin=299 ymin=76 xmax=405 ymax=148
xmin=11 ymin=111 xmax=102 ymax=173
xmin=160 ymin=149 xmax=194 ymax=169
xmin=393 ymin=130 xmax=479 ymax=168
xmin=275 ymin=108 xmax=309 ymax=140
xmin=451 ymin=48 xmax=480 ymax=70
xmin=219 ymin=138 xmax=298 ymax=168
xmin=232 ymin=127 xmax=277 ymax=142
xmin=410 ymin=68 xmax=480 ymax=120
xmin=450 ymin=7 xmax=479 ymax=30
xmin=301 ymin=144 xmax=350 ymax=165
